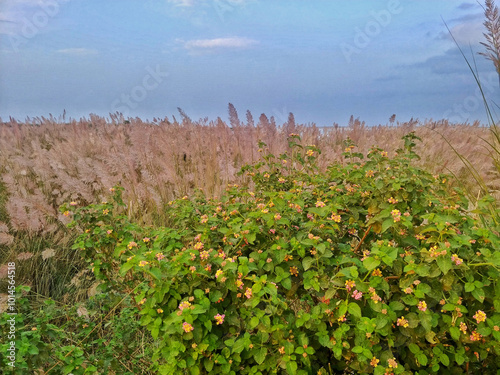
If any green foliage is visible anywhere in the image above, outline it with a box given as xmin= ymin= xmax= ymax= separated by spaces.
xmin=65 ymin=133 xmax=500 ymax=374
xmin=0 ymin=286 xmax=155 ymax=374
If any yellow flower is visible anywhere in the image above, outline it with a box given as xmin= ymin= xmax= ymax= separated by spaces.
xmin=372 ymin=269 xmax=382 ymax=277
xmin=182 ymin=322 xmax=194 ymax=333
xmin=473 ymin=310 xmax=487 ymax=324
xmin=387 ymin=358 xmax=398 ymax=368
xmin=397 ymin=317 xmax=409 ymax=328
xmin=157 ymin=308 xmax=163 ymax=314
xmin=370 ymin=357 xmax=379 ymax=367
xmin=459 ymin=322 xmax=467 ymax=334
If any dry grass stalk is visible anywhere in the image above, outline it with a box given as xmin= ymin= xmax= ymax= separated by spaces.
xmin=480 ymin=0 xmax=500 ymax=83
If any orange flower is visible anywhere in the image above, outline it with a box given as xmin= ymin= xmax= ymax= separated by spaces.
xmin=370 ymin=357 xmax=379 ymax=367
xmin=372 ymin=269 xmax=382 ymax=277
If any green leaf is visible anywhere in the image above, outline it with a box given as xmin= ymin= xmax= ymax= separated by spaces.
xmin=281 ymin=277 xmax=292 ymax=290
xmin=436 ymin=256 xmax=451 ymax=275
xmin=363 ymin=257 xmax=381 ymax=271
xmin=324 ymin=288 xmax=336 ymax=300
xmin=119 ymin=262 xmax=134 ymax=276
xmin=63 ymin=365 xmax=75 ymax=374
xmin=28 ymin=345 xmax=39 ymax=355
xmin=408 ymin=343 xmax=420 ymax=354
xmin=147 ymin=267 xmax=163 ymax=280
xmin=348 ymin=302 xmax=362 ymax=318
xmin=455 ymin=352 xmax=466 ymax=365
xmin=352 ymin=346 xmax=364 ymax=353
xmin=204 ymin=358 xmax=214 ymax=372
xmin=233 ymin=340 xmax=245 ymax=354
xmin=381 ymin=218 xmax=393 ymax=233
xmin=389 ymin=301 xmax=405 ymax=311
xmin=416 ymin=352 xmax=428 ymax=366
xmin=350 ymin=266 xmax=359 ymax=278
xmin=472 ymin=288 xmax=485 ymax=302
xmin=449 ymin=326 xmax=460 ymax=340
xmin=250 ymin=316 xmax=259 ymax=329
xmin=286 ymin=361 xmax=298 ymax=375
xmin=191 ymin=305 xmax=207 ymax=314
xmin=464 ymin=282 xmax=475 ymax=292
xmin=440 ymin=353 xmax=450 ymax=367
xmin=254 ymin=347 xmax=267 ymax=365
xmin=204 ymin=320 xmax=212 ymax=332
xmin=302 ymin=257 xmax=315 ymax=271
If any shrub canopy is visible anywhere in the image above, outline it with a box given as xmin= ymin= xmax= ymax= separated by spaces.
xmin=66 ymin=133 xmax=500 ymax=374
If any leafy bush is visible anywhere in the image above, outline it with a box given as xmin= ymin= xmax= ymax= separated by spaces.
xmin=0 ymin=286 xmax=155 ymax=374
xmin=64 ymin=133 xmax=500 ymax=374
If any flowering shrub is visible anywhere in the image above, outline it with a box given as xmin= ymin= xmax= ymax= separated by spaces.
xmin=64 ymin=133 xmax=500 ymax=374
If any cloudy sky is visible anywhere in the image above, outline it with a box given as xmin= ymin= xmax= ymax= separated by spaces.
xmin=0 ymin=0 xmax=499 ymax=126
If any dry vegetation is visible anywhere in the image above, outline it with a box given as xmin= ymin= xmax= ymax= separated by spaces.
xmin=0 ymin=114 xmax=498 ymax=236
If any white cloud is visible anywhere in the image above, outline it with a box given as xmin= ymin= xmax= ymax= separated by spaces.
xmin=166 ymin=0 xmax=253 ymax=7
xmin=184 ymin=37 xmax=258 ymax=49
xmin=448 ymin=20 xmax=484 ymax=45
xmin=56 ymin=48 xmax=98 ymax=56
xmin=166 ymin=0 xmax=195 ymax=6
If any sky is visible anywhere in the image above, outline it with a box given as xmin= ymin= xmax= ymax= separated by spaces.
xmin=0 ymin=0 xmax=499 ymax=126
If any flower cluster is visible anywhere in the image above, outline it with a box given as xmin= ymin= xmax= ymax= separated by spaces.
xmin=214 ymin=314 xmax=225 ymax=325
xmin=451 ymin=254 xmax=463 ymax=265
xmin=391 ymin=209 xmax=401 ymax=222
xmin=352 ymin=290 xmax=362 ymax=300
xmin=429 ymin=245 xmax=447 ymax=258
xmin=179 ymin=301 xmax=191 ymax=311
xmin=473 ymin=310 xmax=487 ymax=324
xmin=182 ymin=322 xmax=194 ymax=333
xmin=345 ymin=280 xmax=356 ymax=291
xmin=397 ymin=317 xmax=409 ymax=328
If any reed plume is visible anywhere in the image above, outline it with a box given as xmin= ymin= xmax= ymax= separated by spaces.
xmin=480 ymin=0 xmax=500 ymax=85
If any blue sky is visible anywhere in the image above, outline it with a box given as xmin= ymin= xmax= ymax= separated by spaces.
xmin=0 ymin=0 xmax=499 ymax=126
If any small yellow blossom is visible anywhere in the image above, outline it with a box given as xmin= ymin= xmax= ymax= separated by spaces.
xmin=387 ymin=358 xmax=398 ymax=368
xmin=473 ymin=310 xmax=487 ymax=324
xmin=182 ymin=322 xmax=194 ymax=333
xmin=372 ymin=269 xmax=382 ymax=277
xmin=397 ymin=317 xmax=409 ymax=328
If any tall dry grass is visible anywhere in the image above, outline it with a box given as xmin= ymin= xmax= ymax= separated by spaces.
xmin=0 ymin=114 xmax=497 ymax=238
